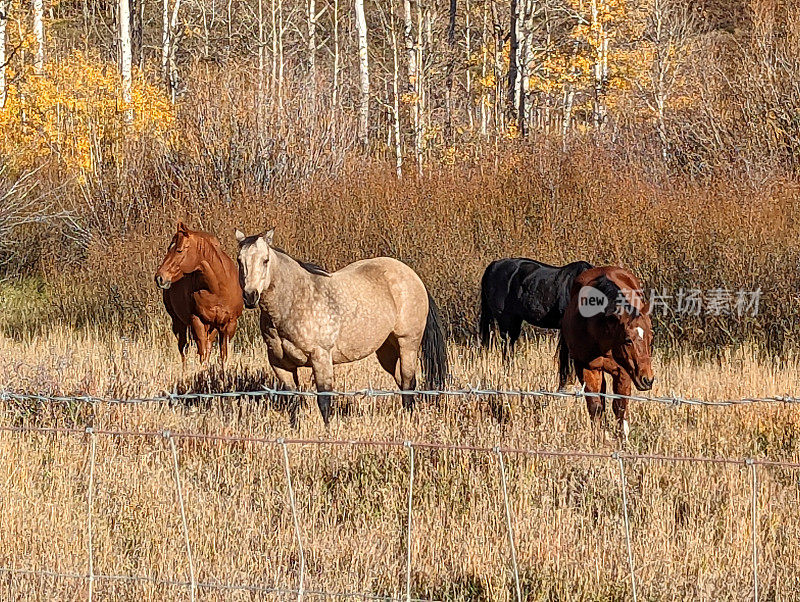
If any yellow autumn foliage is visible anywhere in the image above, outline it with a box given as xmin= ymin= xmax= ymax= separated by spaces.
xmin=0 ymin=51 xmax=175 ymax=177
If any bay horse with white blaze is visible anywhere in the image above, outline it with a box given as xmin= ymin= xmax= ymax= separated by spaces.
xmin=235 ymin=228 xmax=448 ymax=425
xmin=559 ymin=266 xmax=654 ymax=439
xmin=155 ymin=222 xmax=243 ymax=367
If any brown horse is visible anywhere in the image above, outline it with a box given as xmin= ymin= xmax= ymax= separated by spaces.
xmin=155 ymin=222 xmax=244 ymax=367
xmin=559 ymin=266 xmax=655 ymax=439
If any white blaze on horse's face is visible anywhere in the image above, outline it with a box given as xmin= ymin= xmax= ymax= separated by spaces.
xmin=235 ymin=228 xmax=275 ymax=309
xmin=636 ymin=326 xmax=644 ymax=340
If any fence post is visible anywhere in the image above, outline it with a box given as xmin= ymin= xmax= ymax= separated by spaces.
xmin=613 ymin=453 xmax=637 ymax=602
xmin=747 ymin=459 xmax=759 ymax=602
xmin=494 ymin=447 xmax=522 ymax=602
xmin=85 ymin=427 xmax=96 ymax=602
xmin=404 ymin=441 xmax=415 ymax=602
xmin=164 ymin=431 xmax=196 ymax=602
xmin=279 ymin=439 xmax=305 ymax=601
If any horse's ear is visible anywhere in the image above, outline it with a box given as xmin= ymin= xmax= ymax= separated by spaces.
xmin=177 ymin=221 xmax=189 ymax=235
xmin=262 ymin=229 xmax=274 ymax=246
xmin=234 ymin=229 xmax=246 ymax=243
xmin=604 ymin=299 xmax=620 ymax=317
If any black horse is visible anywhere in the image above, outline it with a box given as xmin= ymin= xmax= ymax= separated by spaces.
xmin=479 ymin=258 xmax=593 ymax=387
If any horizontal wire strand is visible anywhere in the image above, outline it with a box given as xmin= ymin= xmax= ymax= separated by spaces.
xmin=0 ymin=424 xmax=798 ymax=468
xmin=1 ymin=386 xmax=799 ymax=408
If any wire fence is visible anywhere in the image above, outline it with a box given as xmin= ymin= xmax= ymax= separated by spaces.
xmin=2 ymin=384 xmax=800 ymax=408
xmin=2 ymin=414 xmax=798 ymax=601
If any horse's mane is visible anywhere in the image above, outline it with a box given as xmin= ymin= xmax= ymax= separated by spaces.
xmin=237 ymin=235 xmax=331 ymax=277
xmin=192 ymin=230 xmax=222 ymax=247
xmin=274 ymin=248 xmax=331 ymax=277
xmin=594 ymin=274 xmax=641 ymax=318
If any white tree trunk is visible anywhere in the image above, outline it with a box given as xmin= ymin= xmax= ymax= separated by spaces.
xmin=331 ymin=0 xmax=339 ymax=128
xmin=0 ymin=0 xmax=7 ymax=109
xmin=402 ymin=0 xmax=421 ymax=169
xmin=416 ymin=1 xmax=425 ymax=172
xmin=258 ymin=0 xmax=265 ymax=131
xmin=168 ymin=0 xmax=181 ymax=101
xmin=390 ymin=11 xmax=402 ymax=178
xmin=466 ymin=0 xmax=473 ymax=131
xmin=308 ymin=0 xmax=316 ymax=80
xmin=277 ymin=0 xmax=284 ymax=109
xmin=591 ymin=0 xmax=606 ymax=129
xmin=355 ymin=0 xmax=369 ymax=146
xmin=271 ymin=0 xmax=277 ymax=95
xmin=32 ymin=0 xmax=44 ymax=74
xmin=479 ymin=0 xmax=488 ymax=136
xmin=444 ymin=0 xmax=455 ymax=142
xmin=162 ymin=0 xmax=170 ymax=89
xmin=562 ymin=86 xmax=574 ymax=145
xmin=119 ymin=0 xmax=133 ymax=122
xmin=519 ymin=0 xmax=536 ymax=135
xmin=162 ymin=0 xmax=181 ymax=100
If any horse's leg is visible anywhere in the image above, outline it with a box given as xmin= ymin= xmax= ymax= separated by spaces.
xmin=310 ymin=348 xmax=335 ymax=426
xmin=498 ymin=323 xmax=511 ymax=361
xmin=376 ymin=339 xmax=401 ymax=380
xmin=272 ymin=364 xmax=301 ymax=427
xmin=191 ymin=316 xmax=210 ymax=364
xmin=578 ymin=364 xmax=604 ymax=428
xmin=600 ymin=374 xmax=608 ymax=416
xmin=506 ymin=316 xmax=523 ymax=354
xmin=207 ymin=328 xmax=219 ymax=364
xmin=218 ymin=329 xmax=228 ymax=370
xmin=377 ymin=339 xmax=415 ymax=412
xmin=612 ymin=370 xmax=633 ymax=443
xmin=397 ymin=343 xmax=419 ymax=413
xmin=273 ymin=365 xmax=299 ymax=389
xmin=557 ymin=333 xmax=572 ymax=392
xmin=219 ymin=320 xmax=236 ymax=370
xmin=172 ymin=318 xmax=188 ymax=370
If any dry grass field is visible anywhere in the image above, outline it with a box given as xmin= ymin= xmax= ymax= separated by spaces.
xmin=4 ymin=1 xmax=800 ymax=597
xmin=4 ymin=142 xmax=800 ymax=602
xmin=1 ymin=310 xmax=799 ymax=601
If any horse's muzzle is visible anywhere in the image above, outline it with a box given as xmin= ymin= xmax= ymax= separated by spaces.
xmin=635 ymin=375 xmax=654 ymax=391
xmin=243 ymin=290 xmax=260 ymax=309
xmin=155 ymin=274 xmax=172 ymax=290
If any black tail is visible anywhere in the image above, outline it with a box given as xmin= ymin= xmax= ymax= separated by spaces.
xmin=421 ymin=292 xmax=449 ymax=389
xmin=557 ymin=330 xmax=576 ymax=391
xmin=479 ymin=281 xmax=494 ymax=348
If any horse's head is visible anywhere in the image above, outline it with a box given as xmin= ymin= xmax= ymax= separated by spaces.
xmin=155 ymin=221 xmax=201 ymax=289
xmin=592 ymin=272 xmax=655 ymax=391
xmin=235 ymin=228 xmax=274 ymax=308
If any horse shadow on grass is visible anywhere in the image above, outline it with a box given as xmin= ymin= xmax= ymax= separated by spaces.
xmin=169 ymin=366 xmax=308 ymax=426
xmin=168 ymin=367 xmax=373 ymax=428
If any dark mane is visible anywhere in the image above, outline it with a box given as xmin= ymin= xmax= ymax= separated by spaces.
xmin=594 ymin=274 xmax=640 ymax=318
xmin=273 ymin=247 xmax=331 ymax=277
xmin=238 ymin=235 xmax=331 ymax=277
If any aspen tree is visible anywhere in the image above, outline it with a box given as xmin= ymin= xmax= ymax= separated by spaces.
xmin=0 ymin=0 xmax=7 ymax=108
xmin=119 ymin=0 xmax=133 ymax=122
xmin=32 ymin=0 xmax=44 ymax=74
xmin=355 ymin=0 xmax=370 ymax=146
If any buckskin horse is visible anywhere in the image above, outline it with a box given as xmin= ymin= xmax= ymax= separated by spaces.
xmin=235 ymin=228 xmax=448 ymax=425
xmin=559 ymin=266 xmax=654 ymax=439
xmin=479 ymin=258 xmax=592 ymax=386
xmin=155 ymin=222 xmax=243 ymax=367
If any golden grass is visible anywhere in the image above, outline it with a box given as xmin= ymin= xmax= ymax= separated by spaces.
xmin=1 ymin=319 xmax=799 ymax=601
